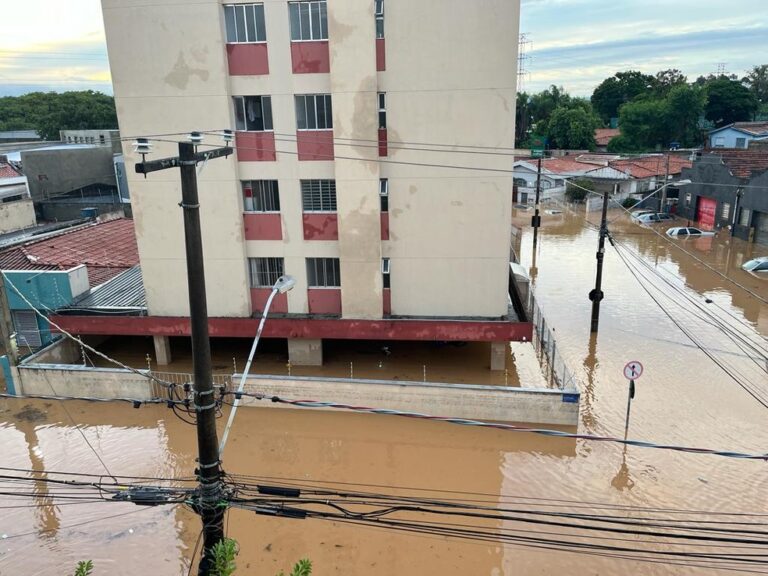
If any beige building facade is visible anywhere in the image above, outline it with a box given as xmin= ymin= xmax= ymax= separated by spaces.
xmin=101 ymin=0 xmax=523 ymax=366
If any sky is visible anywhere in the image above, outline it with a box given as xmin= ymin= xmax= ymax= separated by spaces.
xmin=0 ymin=0 xmax=767 ymax=97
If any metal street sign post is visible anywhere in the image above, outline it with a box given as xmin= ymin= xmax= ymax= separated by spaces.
xmin=622 ymin=361 xmax=643 ymax=439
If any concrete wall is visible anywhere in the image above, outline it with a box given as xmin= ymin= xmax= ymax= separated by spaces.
xmin=241 ymin=374 xmax=579 ymax=426
xmin=0 ymin=198 xmax=36 ymax=234
xmin=709 ymin=127 xmax=755 ymax=149
xmin=14 ymin=364 xmax=154 ymax=400
xmin=22 ymin=337 xmax=81 ymax=364
xmin=103 ymin=0 xmax=521 ymax=321
xmin=60 ymin=130 xmax=123 ymax=154
xmin=21 ymin=147 xmax=117 ymax=201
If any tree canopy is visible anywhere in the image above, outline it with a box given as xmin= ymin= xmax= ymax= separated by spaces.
xmin=0 ymin=91 xmax=117 ymax=141
xmin=591 ymin=71 xmax=656 ymax=122
xmin=704 ymin=79 xmax=759 ymax=127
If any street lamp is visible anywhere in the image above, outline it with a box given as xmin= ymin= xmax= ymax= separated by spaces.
xmin=218 ymin=274 xmax=296 ymax=456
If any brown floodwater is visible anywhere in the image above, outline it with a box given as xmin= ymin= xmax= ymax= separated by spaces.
xmin=0 ymin=208 xmax=766 ymax=575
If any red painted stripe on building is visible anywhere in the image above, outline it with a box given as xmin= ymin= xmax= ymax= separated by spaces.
xmin=378 ymin=127 xmax=388 ymax=157
xmin=308 ymin=288 xmax=342 ymax=315
xmin=236 ymin=131 xmax=276 ymax=161
xmin=290 ymin=41 xmax=330 ymax=73
xmin=243 ymin=213 xmax=282 ymax=240
xmin=49 ymin=315 xmax=533 ymax=342
xmin=303 ymin=213 xmax=338 ymax=240
xmin=227 ymin=43 xmax=269 ymax=76
xmin=383 ymin=288 xmax=391 ymax=315
xmin=296 ymin=130 xmax=334 ymax=161
xmin=251 ymin=288 xmax=288 ymax=314
xmin=380 ymin=212 xmax=389 ymax=240
xmin=376 ymin=38 xmax=386 ymax=71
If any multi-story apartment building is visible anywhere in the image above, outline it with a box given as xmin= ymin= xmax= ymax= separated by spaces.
xmin=93 ymin=0 xmax=526 ymax=368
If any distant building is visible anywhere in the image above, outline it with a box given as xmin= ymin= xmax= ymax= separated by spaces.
xmin=677 ymin=143 xmax=768 ymax=244
xmin=594 ymin=128 xmax=620 ymax=152
xmin=708 ymin=122 xmax=768 ymax=149
xmin=60 ymin=129 xmax=122 ymax=154
xmin=0 ymin=131 xmax=41 ymax=144
xmin=0 ymin=156 xmax=37 ymax=234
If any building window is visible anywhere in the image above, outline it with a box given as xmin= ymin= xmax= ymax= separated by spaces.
xmin=375 ymin=0 xmax=384 ymax=38
xmin=225 ymin=4 xmax=267 ymax=43
xmin=295 ymin=94 xmax=333 ymax=130
xmin=714 ymin=136 xmax=725 ymax=148
xmin=249 ymin=257 xmax=284 ymax=287
xmin=99 ymin=135 xmax=105 ymax=145
xmin=380 ymin=178 xmax=389 ymax=212
xmin=382 ymin=258 xmax=390 ymax=289
xmin=721 ymin=202 xmax=731 ymax=220
xmin=685 ymin=192 xmax=691 ymax=207
xmin=234 ymin=96 xmax=273 ymax=131
xmin=301 ymin=180 xmax=336 ymax=211
xmin=13 ymin=310 xmax=42 ymax=348
xmin=735 ymin=137 xmax=747 ymax=149
xmin=378 ymin=92 xmax=386 ymax=129
xmin=243 ymin=180 xmax=280 ymax=212
xmin=289 ymin=1 xmax=328 ymax=41
xmin=739 ymin=208 xmax=751 ymax=226
xmin=307 ymin=257 xmax=341 ymax=287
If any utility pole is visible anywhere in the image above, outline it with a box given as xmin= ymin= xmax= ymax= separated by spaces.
xmin=0 ymin=273 xmax=18 ymax=366
xmin=588 ymin=190 xmax=609 ymax=333
xmin=532 ymin=156 xmax=542 ymax=247
xmin=136 ymin=134 xmax=232 ymax=575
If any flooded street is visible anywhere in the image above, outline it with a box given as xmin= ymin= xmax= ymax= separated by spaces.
xmin=1 ymin=208 xmax=767 ymax=575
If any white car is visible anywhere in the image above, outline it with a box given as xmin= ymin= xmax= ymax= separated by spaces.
xmin=636 ymin=213 xmax=675 ymax=224
xmin=630 ymin=209 xmax=654 ymax=220
xmin=741 ymin=257 xmax=768 ymax=273
xmin=666 ymin=227 xmax=716 ymax=237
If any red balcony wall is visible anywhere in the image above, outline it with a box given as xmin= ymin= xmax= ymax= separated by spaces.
xmin=227 ymin=43 xmax=269 ymax=76
xmin=378 ymin=128 xmax=388 ymax=157
xmin=251 ymin=288 xmax=288 ymax=314
xmin=291 ymin=41 xmax=330 ymax=73
xmin=308 ymin=288 xmax=341 ymax=315
xmin=383 ymin=288 xmax=391 ymax=315
xmin=303 ymin=213 xmax=338 ymax=240
xmin=376 ymin=38 xmax=386 ymax=71
xmin=380 ymin=212 xmax=389 ymax=240
xmin=296 ymin=130 xmax=334 ymax=161
xmin=236 ymin=131 xmax=276 ymax=162
xmin=243 ymin=213 xmax=282 ymax=240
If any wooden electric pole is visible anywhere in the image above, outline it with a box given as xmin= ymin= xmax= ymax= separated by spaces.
xmin=136 ymin=136 xmax=232 ymax=575
xmin=532 ymin=156 xmax=542 ymax=247
xmin=589 ymin=190 xmax=609 ymax=333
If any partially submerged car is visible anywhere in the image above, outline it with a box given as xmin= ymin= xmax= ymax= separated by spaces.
xmin=666 ymin=227 xmax=716 ymax=237
xmin=741 ymin=256 xmax=768 ymax=274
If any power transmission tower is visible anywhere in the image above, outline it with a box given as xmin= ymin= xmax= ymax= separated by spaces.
xmin=518 ymin=33 xmax=532 ymax=91
xmin=716 ymin=62 xmax=728 ymax=76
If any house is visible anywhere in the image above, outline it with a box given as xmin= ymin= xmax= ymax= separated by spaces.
xmin=60 ymin=129 xmax=123 ymax=154
xmin=512 ymin=159 xmax=569 ymax=203
xmin=708 ymin=122 xmax=768 ymax=149
xmin=0 ymin=218 xmax=139 ymax=351
xmin=676 ymin=143 xmax=768 ymax=243
xmin=0 ymin=156 xmax=37 ymax=234
xmin=52 ymin=0 xmax=528 ymax=372
xmin=594 ymin=128 xmax=620 ymax=152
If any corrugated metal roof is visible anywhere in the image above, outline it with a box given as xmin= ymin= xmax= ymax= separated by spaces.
xmin=71 ymin=266 xmax=145 ymax=310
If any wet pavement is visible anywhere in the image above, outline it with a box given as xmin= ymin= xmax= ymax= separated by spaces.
xmin=1 ymin=207 xmax=767 ymax=575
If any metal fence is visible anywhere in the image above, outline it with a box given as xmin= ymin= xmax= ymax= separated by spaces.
xmin=148 ymin=371 xmax=232 ymax=398
xmin=526 ymin=291 xmax=579 ymax=391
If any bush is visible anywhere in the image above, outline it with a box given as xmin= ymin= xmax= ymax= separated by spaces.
xmin=565 ymin=178 xmax=595 ymax=203
xmin=622 ymin=198 xmax=639 ymax=208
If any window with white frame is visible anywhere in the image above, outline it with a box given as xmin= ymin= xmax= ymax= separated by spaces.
xmin=243 ymin=180 xmax=280 ymax=212
xmin=382 ymin=258 xmax=390 ymax=289
xmin=249 ymin=257 xmax=284 ymax=288
xmin=375 ymin=0 xmax=384 ymax=38
xmin=301 ymin=180 xmax=336 ymax=211
xmin=306 ymin=257 xmax=341 ymax=287
xmin=234 ymin=96 xmax=273 ymax=131
xmin=378 ymin=92 xmax=386 ymax=129
xmin=722 ymin=202 xmax=731 ymax=220
xmin=295 ymin=94 xmax=333 ymax=130
xmin=735 ymin=137 xmax=747 ymax=149
xmin=225 ymin=4 xmax=267 ymax=43
xmin=714 ymin=136 xmax=725 ymax=148
xmin=289 ymin=1 xmax=328 ymax=40
xmin=379 ymin=178 xmax=388 ymax=212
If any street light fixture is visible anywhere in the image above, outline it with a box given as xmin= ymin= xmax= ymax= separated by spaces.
xmin=218 ymin=274 xmax=296 ymax=456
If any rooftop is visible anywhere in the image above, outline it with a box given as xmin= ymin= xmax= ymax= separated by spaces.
xmin=68 ymin=266 xmax=145 ymax=311
xmin=0 ymin=163 xmax=22 ymax=179
xmin=710 ymin=121 xmax=768 ymax=136
xmin=606 ymin=155 xmax=693 ymax=178
xmin=716 ymin=149 xmax=768 ymax=178
xmin=0 ymin=218 xmax=138 ymax=288
xmin=594 ymin=128 xmax=621 ymax=146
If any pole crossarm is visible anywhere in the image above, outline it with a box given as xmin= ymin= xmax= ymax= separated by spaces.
xmin=135 ymin=146 xmax=232 ymax=174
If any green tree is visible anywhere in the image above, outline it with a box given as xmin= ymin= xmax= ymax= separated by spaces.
xmin=515 ymin=91 xmax=532 ymax=146
xmin=528 ymin=85 xmax=572 ymax=132
xmin=654 ymin=69 xmax=688 ymax=96
xmin=565 ymin=178 xmax=594 ymax=203
xmin=0 ymin=91 xmax=117 ymax=140
xmin=591 ymin=71 xmax=656 ymax=123
xmin=666 ymin=84 xmax=705 ymax=147
xmin=545 ymin=106 xmax=600 ymax=149
xmin=704 ymin=79 xmax=758 ymax=126
xmin=618 ymin=98 xmax=670 ymax=149
xmin=742 ymin=64 xmax=768 ymax=106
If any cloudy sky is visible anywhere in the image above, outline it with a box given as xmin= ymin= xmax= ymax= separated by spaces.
xmin=0 ymin=0 xmax=766 ymax=97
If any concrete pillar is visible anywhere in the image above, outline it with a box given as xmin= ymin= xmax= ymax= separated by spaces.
xmin=288 ymin=339 xmax=323 ymax=366
xmin=153 ymin=335 xmax=172 ymax=366
xmin=490 ymin=341 xmax=508 ymax=371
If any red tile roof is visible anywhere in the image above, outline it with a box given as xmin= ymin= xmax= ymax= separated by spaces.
xmin=541 ymin=157 xmax=595 ymax=175
xmin=607 ymin=155 xmax=692 ymax=179
xmin=730 ymin=122 xmax=768 ymax=136
xmin=0 ymin=218 xmax=138 ymax=288
xmin=594 ymin=128 xmax=620 ymax=146
xmin=716 ymin=150 xmax=768 ymax=178
xmin=0 ymin=163 xmax=21 ymax=179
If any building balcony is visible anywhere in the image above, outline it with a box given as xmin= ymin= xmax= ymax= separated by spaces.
xmin=307 ymin=288 xmax=341 ymax=315
xmin=296 ymin=130 xmax=334 ymax=161
xmin=303 ymin=213 xmax=338 ymax=240
xmin=235 ymin=131 xmax=276 ymax=162
xmin=290 ymin=40 xmax=330 ymax=74
xmin=226 ymin=43 xmax=269 ymax=76
xmin=251 ymin=288 xmax=288 ymax=314
xmin=243 ymin=213 xmax=282 ymax=241
xmin=376 ymin=38 xmax=386 ymax=71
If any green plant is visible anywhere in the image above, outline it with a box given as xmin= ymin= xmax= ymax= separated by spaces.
xmin=565 ymin=178 xmax=594 ymax=203
xmin=622 ymin=197 xmax=639 ymax=208
xmin=211 ymin=538 xmax=239 ymax=576
xmin=73 ymin=561 xmax=94 ymax=576
xmin=278 ymin=559 xmax=313 ymax=576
